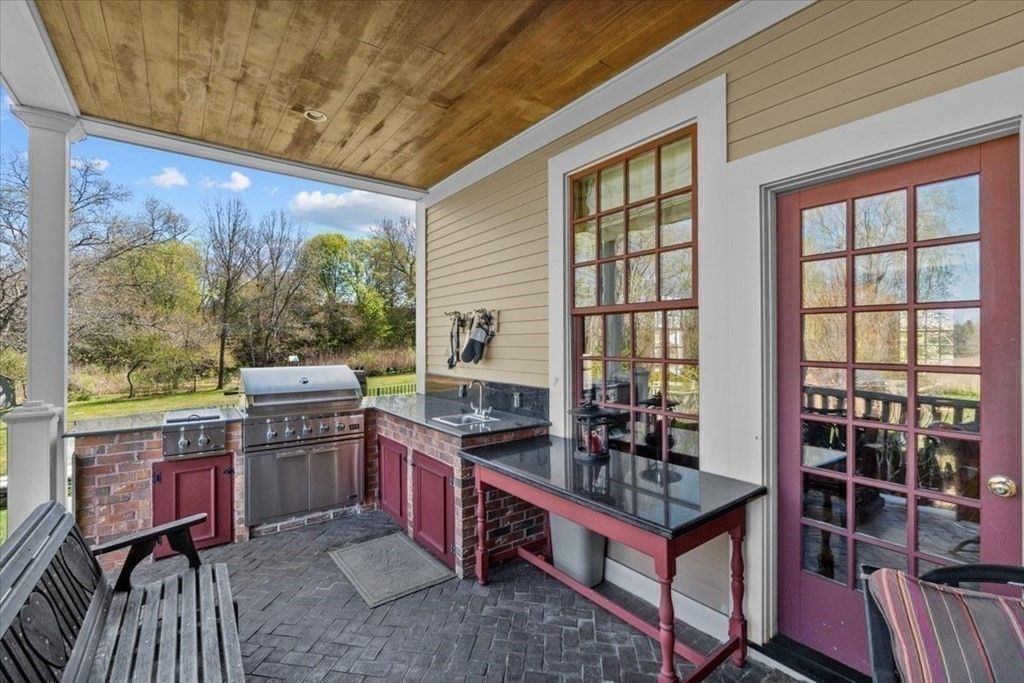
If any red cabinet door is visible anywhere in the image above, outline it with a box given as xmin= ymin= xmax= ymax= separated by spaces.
xmin=412 ymin=450 xmax=454 ymax=567
xmin=378 ymin=436 xmax=407 ymax=526
xmin=152 ymin=453 xmax=234 ymax=559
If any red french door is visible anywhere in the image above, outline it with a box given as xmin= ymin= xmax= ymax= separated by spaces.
xmin=777 ymin=136 xmax=1021 ymax=672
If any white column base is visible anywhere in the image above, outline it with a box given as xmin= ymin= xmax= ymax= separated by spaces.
xmin=2 ymin=401 xmax=66 ymax=531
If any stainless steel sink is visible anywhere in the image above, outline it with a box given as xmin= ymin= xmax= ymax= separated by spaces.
xmin=432 ymin=413 xmax=499 ymax=427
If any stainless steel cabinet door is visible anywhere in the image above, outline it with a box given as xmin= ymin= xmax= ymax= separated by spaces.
xmin=309 ymin=440 xmax=362 ymax=509
xmin=275 ymin=449 xmax=310 ymax=517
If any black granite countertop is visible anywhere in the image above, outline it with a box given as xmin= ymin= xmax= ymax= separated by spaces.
xmin=459 ymin=436 xmax=767 ymax=539
xmin=64 ymin=407 xmax=244 ymax=437
xmin=365 ymin=394 xmax=550 ymax=438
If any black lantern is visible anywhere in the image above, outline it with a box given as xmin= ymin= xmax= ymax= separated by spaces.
xmin=569 ymin=398 xmax=623 ymax=460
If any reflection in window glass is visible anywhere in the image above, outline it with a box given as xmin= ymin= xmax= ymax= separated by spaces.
xmin=854 ymin=189 xmax=906 ymax=248
xmin=855 ymin=311 xmax=908 ymax=364
xmin=917 ymin=372 xmax=980 ymax=432
xmin=802 ymin=258 xmax=846 ymax=308
xmin=803 ymin=473 xmax=847 ymax=527
xmin=803 ymin=524 xmax=847 ymax=585
xmin=666 ymin=309 xmax=698 ymax=360
xmin=581 ymin=316 xmax=602 ymax=356
xmin=802 ymin=367 xmax=846 ymax=417
xmin=634 ymin=363 xmax=664 ymax=409
xmin=600 ymin=212 xmax=625 ymax=257
xmin=600 ymin=260 xmax=625 ymax=305
xmin=574 ymin=266 xmax=596 ymax=307
xmin=661 ymin=193 xmax=692 ymax=246
xmin=666 ymin=364 xmax=699 ymax=415
xmin=668 ymin=418 xmax=699 ymax=467
xmin=854 ymin=250 xmax=906 ymax=305
xmin=627 ymin=255 xmax=656 ymax=303
xmin=917 ymin=559 xmax=979 ymax=588
xmin=916 ymin=497 xmax=979 ymax=565
xmin=628 ymin=151 xmax=656 ymax=202
xmin=659 ymin=248 xmax=692 ymax=300
xmin=661 ymin=138 xmax=692 ymax=192
xmin=599 ymin=164 xmax=624 ymax=210
xmin=803 ymin=313 xmax=846 ymax=362
xmin=574 ymin=220 xmax=596 ymax=263
xmin=802 ymin=419 xmax=847 ymax=472
xmin=856 ymin=543 xmax=907 ymax=588
xmin=917 ymin=241 xmax=979 ymax=303
xmin=854 ymin=370 xmax=907 ymax=424
xmin=581 ymin=360 xmax=603 ymax=400
xmin=634 ymin=311 xmax=662 ymax=359
xmin=574 ymin=174 xmax=597 ymax=217
xmin=802 ymin=202 xmax=846 ymax=255
xmin=917 ymin=308 xmax=979 ymax=367
xmin=916 ymin=175 xmax=979 ymax=240
xmin=628 ymin=203 xmax=656 ymax=252
xmin=855 ymin=486 xmax=907 ymax=546
xmin=917 ymin=435 xmax=980 ymax=499
xmin=604 ymin=361 xmax=631 ymax=405
xmin=604 ymin=314 xmax=631 ymax=357
xmin=630 ymin=412 xmax=662 ymax=460
xmin=854 ymin=427 xmax=906 ymax=484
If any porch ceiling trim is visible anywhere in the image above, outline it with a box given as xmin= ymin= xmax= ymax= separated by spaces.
xmin=81 ymin=116 xmax=426 ymax=201
xmin=0 ymin=0 xmax=78 ymax=116
xmin=424 ymin=0 xmax=813 ymax=207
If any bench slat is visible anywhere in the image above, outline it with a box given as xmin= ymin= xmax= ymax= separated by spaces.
xmin=132 ymin=582 xmax=163 ymax=683
xmin=110 ymin=586 xmax=144 ymax=683
xmin=199 ymin=566 xmax=223 ymax=683
xmin=156 ymin=575 xmax=179 ymax=683
xmin=214 ymin=564 xmax=245 ymax=683
xmin=179 ymin=569 xmax=199 ymax=682
xmin=89 ymin=590 xmax=128 ymax=680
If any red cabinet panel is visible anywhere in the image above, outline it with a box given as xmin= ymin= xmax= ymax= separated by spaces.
xmin=412 ymin=450 xmax=454 ymax=568
xmin=152 ymin=454 xmax=233 ymax=559
xmin=378 ymin=436 xmax=407 ymax=526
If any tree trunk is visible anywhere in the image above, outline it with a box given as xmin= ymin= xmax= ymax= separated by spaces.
xmin=126 ymin=363 xmax=139 ymax=399
xmin=217 ymin=325 xmax=228 ymax=390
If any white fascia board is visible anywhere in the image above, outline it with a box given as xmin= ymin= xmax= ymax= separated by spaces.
xmin=424 ymin=0 xmax=811 ymax=207
xmin=0 ymin=0 xmax=79 ymax=115
xmin=81 ymin=116 xmax=426 ymax=200
xmin=415 ymin=200 xmax=427 ymax=392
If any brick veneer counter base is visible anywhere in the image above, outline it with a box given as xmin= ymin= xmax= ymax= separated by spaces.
xmin=72 ymin=405 xmax=547 ymax=575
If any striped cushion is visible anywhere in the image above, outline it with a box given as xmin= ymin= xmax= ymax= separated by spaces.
xmin=868 ymin=568 xmax=1024 ymax=682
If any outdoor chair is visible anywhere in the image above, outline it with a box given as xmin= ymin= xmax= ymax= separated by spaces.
xmin=861 ymin=563 xmax=1024 ymax=682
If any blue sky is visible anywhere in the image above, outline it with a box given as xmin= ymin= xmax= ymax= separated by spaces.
xmin=0 ymin=85 xmax=414 ymax=239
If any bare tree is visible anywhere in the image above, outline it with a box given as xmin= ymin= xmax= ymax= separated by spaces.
xmin=368 ymin=216 xmax=415 ymax=306
xmin=238 ymin=211 xmax=309 ymax=366
xmin=203 ymin=196 xmax=257 ymax=388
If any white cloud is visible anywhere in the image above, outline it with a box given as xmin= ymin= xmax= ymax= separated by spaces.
xmin=201 ymin=170 xmax=251 ymax=192
xmin=150 ymin=166 xmax=188 ymax=188
xmin=289 ymin=189 xmax=414 ymax=233
xmin=72 ymin=157 xmax=110 ymax=172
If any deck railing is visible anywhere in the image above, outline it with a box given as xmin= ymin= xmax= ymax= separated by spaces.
xmin=802 ymin=385 xmax=980 ymax=430
xmin=365 ymin=382 xmax=416 ymax=397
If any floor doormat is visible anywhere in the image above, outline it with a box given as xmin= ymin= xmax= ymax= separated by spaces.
xmin=328 ymin=532 xmax=455 ymax=608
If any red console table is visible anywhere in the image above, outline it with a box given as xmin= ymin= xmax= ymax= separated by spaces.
xmin=462 ymin=436 xmax=767 ymax=683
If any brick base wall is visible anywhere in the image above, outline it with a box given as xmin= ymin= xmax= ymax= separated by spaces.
xmin=369 ymin=409 xmax=548 ymax=579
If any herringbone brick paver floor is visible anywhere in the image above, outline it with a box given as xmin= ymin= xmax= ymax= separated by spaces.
xmin=134 ymin=510 xmax=795 ymax=682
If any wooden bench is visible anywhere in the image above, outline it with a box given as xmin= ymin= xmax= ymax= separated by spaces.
xmin=1 ymin=502 xmax=244 ymax=681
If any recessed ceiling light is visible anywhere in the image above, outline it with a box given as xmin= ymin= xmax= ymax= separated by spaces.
xmin=303 ymin=109 xmax=327 ymax=122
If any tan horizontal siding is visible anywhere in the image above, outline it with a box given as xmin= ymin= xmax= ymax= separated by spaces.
xmin=425 ymin=0 xmax=1024 ymax=386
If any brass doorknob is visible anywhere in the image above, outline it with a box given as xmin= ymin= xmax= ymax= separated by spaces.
xmin=987 ymin=475 xmax=1018 ymax=498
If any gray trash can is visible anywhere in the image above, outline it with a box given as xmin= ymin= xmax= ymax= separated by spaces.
xmin=549 ymin=513 xmax=606 ymax=587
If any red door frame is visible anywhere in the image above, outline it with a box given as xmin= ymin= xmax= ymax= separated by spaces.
xmin=378 ymin=436 xmax=407 ymax=527
xmin=777 ymin=136 xmax=1021 ymax=671
xmin=412 ymin=450 xmax=455 ymax=567
xmin=152 ymin=453 xmax=234 ymax=559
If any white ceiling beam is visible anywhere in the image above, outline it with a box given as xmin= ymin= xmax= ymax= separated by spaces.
xmin=81 ymin=116 xmax=426 ymax=200
xmin=0 ymin=0 xmax=78 ymax=115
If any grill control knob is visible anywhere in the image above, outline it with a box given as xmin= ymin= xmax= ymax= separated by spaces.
xmin=266 ymin=428 xmax=278 ymax=439
xmin=178 ymin=436 xmax=191 ymax=449
xmin=285 ymin=427 xmax=296 ymax=437
xmin=336 ymin=422 xmax=344 ymax=431
xmin=319 ymin=424 xmax=330 ymax=433
xmin=302 ymin=424 xmax=312 ymax=435
xmin=197 ymin=434 xmax=211 ymax=446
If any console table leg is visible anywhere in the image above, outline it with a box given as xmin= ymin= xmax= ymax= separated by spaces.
xmin=475 ymin=472 xmax=489 ymax=585
xmin=655 ymin=559 xmax=678 ymax=683
xmin=729 ymin=522 xmax=747 ymax=667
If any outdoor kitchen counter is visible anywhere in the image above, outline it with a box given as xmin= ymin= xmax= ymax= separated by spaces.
xmin=364 ymin=393 xmax=550 ymax=438
xmin=64 ymin=406 xmax=244 ymax=437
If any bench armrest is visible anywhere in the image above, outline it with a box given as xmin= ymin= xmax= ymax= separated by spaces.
xmin=93 ymin=513 xmax=207 ymax=592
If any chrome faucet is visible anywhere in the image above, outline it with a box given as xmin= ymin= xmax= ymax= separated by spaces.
xmin=468 ymin=379 xmax=491 ymax=417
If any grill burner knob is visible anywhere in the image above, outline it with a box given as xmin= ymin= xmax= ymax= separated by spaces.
xmin=336 ymin=422 xmax=344 ymax=431
xmin=177 ymin=436 xmax=191 ymax=450
xmin=266 ymin=428 xmax=278 ymax=439
xmin=285 ymin=427 xmax=296 ymax=437
xmin=197 ymin=434 xmax=211 ymax=447
xmin=302 ymin=424 xmax=312 ymax=435
xmin=319 ymin=424 xmax=329 ymax=433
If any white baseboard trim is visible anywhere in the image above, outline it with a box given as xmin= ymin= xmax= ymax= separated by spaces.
xmin=602 ymin=558 xmax=812 ymax=682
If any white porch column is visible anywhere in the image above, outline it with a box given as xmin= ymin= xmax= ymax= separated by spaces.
xmin=6 ymin=106 xmax=83 ymax=526
xmin=11 ymin=105 xmax=83 ymax=411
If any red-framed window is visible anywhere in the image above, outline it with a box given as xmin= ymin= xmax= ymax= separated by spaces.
xmin=570 ymin=126 xmax=699 ymax=467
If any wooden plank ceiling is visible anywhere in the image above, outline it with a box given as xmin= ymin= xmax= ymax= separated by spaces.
xmin=36 ymin=0 xmax=733 ymax=189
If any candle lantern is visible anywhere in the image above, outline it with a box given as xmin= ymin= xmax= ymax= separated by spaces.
xmin=569 ymin=401 xmax=623 ymax=461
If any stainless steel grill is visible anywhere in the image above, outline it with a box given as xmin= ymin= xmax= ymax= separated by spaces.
xmin=162 ymin=408 xmax=227 ymax=458
xmin=239 ymin=365 xmax=366 ymax=525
